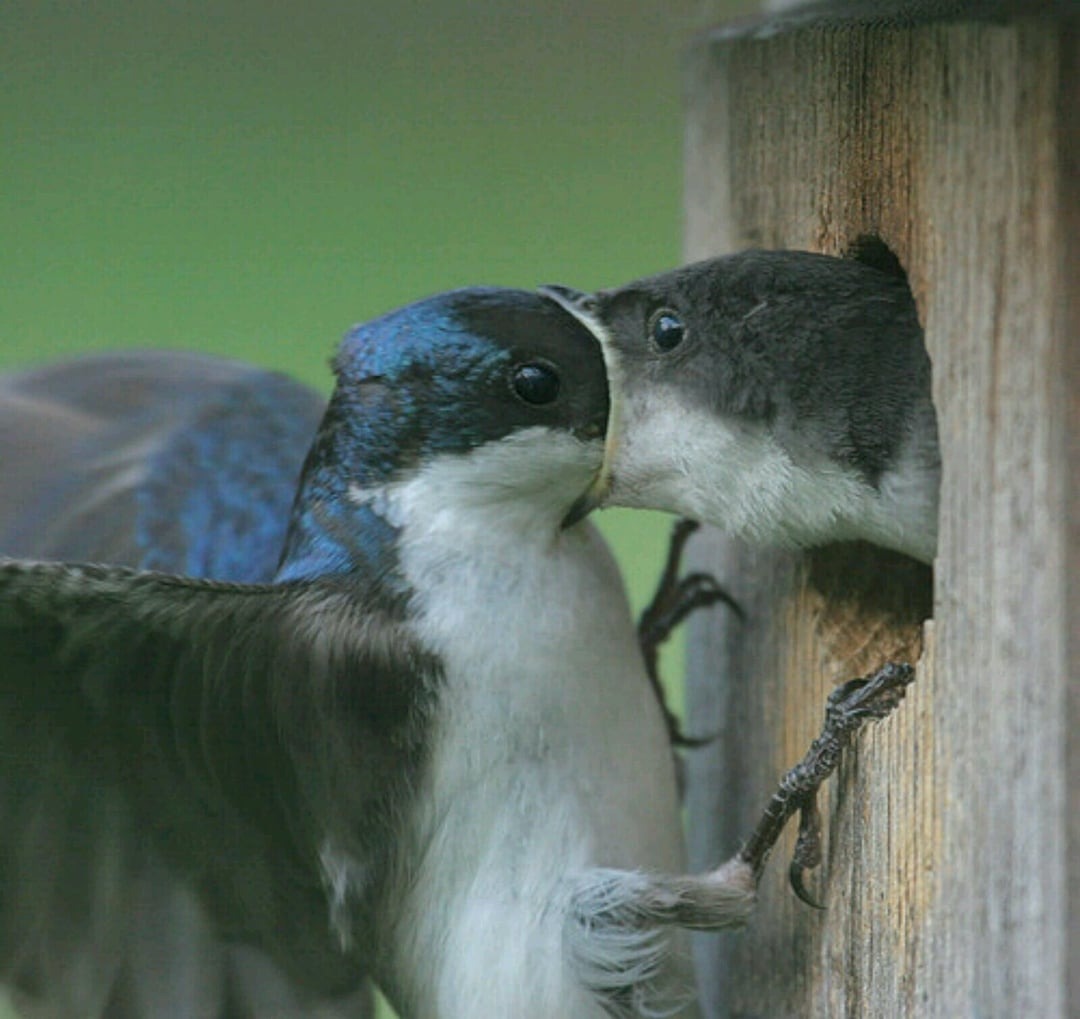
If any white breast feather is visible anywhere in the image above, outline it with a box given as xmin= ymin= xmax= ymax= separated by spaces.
xmin=362 ymin=430 xmax=695 ymax=1018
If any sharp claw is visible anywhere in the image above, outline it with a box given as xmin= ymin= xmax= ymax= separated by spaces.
xmin=793 ymin=794 xmax=823 ymax=865
xmin=788 ymin=796 xmax=824 ymax=908
xmin=789 ymin=862 xmax=826 ymax=910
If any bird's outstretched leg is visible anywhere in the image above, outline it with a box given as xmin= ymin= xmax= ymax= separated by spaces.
xmin=570 ymin=661 xmax=915 ymax=939
xmin=568 ymin=662 xmax=915 ymax=1011
xmin=637 ymin=518 xmax=743 ymax=746
xmin=736 ymin=661 xmax=916 ymax=905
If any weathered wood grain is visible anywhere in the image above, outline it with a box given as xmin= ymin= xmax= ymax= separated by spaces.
xmin=682 ymin=4 xmax=1077 ymax=1016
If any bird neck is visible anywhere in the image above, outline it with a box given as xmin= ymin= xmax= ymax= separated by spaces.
xmin=274 ymin=389 xmax=413 ymax=596
xmin=278 ymin=423 xmax=601 ymax=589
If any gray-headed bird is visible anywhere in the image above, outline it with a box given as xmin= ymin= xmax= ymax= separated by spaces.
xmin=545 ymin=248 xmax=939 ymax=564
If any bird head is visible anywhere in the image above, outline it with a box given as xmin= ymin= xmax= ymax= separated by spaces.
xmin=542 ymin=251 xmax=937 ymax=560
xmin=279 ymin=287 xmax=610 ymax=582
xmin=332 ymin=287 xmax=607 ymax=487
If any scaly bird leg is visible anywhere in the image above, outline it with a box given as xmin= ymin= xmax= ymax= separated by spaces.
xmin=569 ymin=661 xmax=916 ymax=956
xmin=637 ymin=519 xmax=744 ymax=746
xmin=736 ymin=661 xmax=915 ymax=904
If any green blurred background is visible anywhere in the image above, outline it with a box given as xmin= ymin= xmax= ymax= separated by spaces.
xmin=1 ymin=1 xmax=752 ymax=1014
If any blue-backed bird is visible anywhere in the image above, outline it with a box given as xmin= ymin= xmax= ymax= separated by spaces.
xmin=543 ymin=248 xmax=940 ymax=563
xmin=0 ymin=289 xmax=730 ymax=1019
xmin=0 ymin=350 xmax=324 ymax=574
xmin=0 ymin=273 xmax=916 ymax=1019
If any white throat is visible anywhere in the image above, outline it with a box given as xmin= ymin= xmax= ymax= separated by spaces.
xmin=608 ymin=386 xmax=939 ymax=563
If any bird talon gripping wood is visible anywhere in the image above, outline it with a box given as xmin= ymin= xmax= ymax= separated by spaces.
xmin=737 ymin=661 xmax=916 ymax=903
xmin=561 ymin=659 xmax=916 ymax=1011
xmin=789 ymin=793 xmax=826 ymax=909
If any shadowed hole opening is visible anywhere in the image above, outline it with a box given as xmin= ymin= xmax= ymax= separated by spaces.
xmin=844 ymin=234 xmax=909 ymax=284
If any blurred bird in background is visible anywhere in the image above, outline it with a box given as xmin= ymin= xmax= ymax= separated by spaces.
xmin=0 ymin=351 xmax=353 ymax=1016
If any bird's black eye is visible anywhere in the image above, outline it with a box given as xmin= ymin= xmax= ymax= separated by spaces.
xmin=649 ymin=308 xmax=686 ymax=352
xmin=511 ymin=362 xmax=561 ymax=405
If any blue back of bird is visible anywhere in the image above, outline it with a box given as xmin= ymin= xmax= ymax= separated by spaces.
xmin=0 ymin=349 xmax=324 ymax=577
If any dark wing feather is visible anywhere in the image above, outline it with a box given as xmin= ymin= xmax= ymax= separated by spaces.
xmin=0 ymin=351 xmax=356 ymax=1017
xmin=0 ymin=351 xmax=324 ymax=578
xmin=0 ymin=561 xmax=437 ymax=1013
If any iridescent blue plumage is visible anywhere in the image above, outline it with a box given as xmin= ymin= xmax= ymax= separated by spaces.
xmin=273 ymin=293 xmax=510 ymax=592
xmin=323 ymin=289 xmax=525 ymax=482
xmin=0 ymin=351 xmax=325 ymax=580
xmin=137 ymin=371 xmax=327 ymax=580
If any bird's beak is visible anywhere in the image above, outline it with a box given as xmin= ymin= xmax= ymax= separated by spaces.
xmin=537 ymin=284 xmax=622 ymax=529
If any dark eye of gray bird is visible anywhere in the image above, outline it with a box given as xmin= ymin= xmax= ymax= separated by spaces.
xmin=511 ymin=361 xmax=561 ymax=404
xmin=649 ymin=308 xmax=686 ymax=352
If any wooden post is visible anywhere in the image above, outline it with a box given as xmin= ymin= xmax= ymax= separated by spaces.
xmin=682 ymin=2 xmax=1078 ymax=1016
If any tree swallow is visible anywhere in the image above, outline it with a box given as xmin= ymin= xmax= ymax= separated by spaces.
xmin=0 ymin=349 xmax=324 ymax=576
xmin=0 ymin=289 xmax=725 ymax=1018
xmin=0 ymin=350 xmax=344 ymax=1016
xmin=542 ymin=249 xmax=940 ymax=563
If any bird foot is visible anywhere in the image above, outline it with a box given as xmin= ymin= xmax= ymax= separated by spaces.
xmin=737 ymin=661 xmax=915 ymax=903
xmin=638 ymin=519 xmax=743 ymax=746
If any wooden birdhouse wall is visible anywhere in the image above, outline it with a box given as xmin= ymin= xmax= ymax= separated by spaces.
xmin=682 ymin=3 xmax=1079 ymax=1015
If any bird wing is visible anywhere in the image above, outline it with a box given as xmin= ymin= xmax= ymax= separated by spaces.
xmin=0 ymin=352 xmax=387 ymax=1018
xmin=0 ymin=559 xmax=434 ymax=1014
xmin=0 ymin=351 xmax=325 ymax=579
